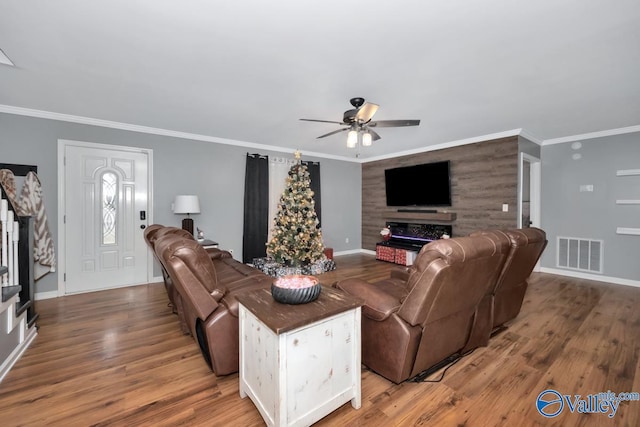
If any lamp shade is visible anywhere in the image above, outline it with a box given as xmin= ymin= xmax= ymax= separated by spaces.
xmin=173 ymin=195 xmax=200 ymax=214
xmin=347 ymin=130 xmax=358 ymax=148
xmin=362 ymin=131 xmax=372 ymax=146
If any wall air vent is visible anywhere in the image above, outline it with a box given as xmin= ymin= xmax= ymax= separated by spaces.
xmin=556 ymin=237 xmax=603 ymax=273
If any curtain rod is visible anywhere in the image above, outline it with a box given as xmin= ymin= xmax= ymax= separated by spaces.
xmin=0 ymin=163 xmax=38 ymax=176
xmin=270 ymin=156 xmax=296 ymax=164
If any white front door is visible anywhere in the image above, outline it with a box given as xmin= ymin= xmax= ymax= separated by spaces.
xmin=63 ymin=143 xmax=150 ymax=294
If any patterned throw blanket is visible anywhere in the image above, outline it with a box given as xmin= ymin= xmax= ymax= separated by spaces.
xmin=0 ymin=169 xmax=56 ymax=280
xmin=0 ymin=169 xmax=19 ymax=205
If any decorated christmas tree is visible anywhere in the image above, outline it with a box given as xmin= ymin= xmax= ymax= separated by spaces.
xmin=266 ymin=155 xmax=324 ymax=267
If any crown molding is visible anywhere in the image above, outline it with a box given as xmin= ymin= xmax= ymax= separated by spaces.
xmin=0 ymin=104 xmax=538 ymax=163
xmin=542 ymin=124 xmax=640 ymax=146
xmin=3 ymin=103 xmax=637 ymax=161
xmin=360 ymin=129 xmax=523 ymax=163
xmin=518 ymin=129 xmax=543 ymax=145
xmin=0 ymin=104 xmax=359 ymax=163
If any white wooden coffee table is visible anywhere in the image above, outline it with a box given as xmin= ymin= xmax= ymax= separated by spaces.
xmin=237 ymin=286 xmax=363 ymax=427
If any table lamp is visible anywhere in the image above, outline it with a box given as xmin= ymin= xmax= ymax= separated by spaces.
xmin=173 ymin=195 xmax=200 ymax=236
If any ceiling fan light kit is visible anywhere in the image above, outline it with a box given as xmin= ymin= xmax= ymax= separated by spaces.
xmin=300 ymin=97 xmax=420 ymax=149
xmin=362 ymin=131 xmax=372 ymax=147
xmin=347 ymin=130 xmax=358 ymax=148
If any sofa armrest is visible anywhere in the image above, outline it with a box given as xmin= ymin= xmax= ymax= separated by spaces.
xmin=336 ymin=278 xmax=401 ymax=322
xmin=179 ymin=283 xmax=221 ymax=321
xmin=390 ymin=266 xmax=411 ymax=282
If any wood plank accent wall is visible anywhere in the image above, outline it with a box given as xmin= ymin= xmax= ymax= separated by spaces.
xmin=362 ymin=136 xmax=519 ymax=250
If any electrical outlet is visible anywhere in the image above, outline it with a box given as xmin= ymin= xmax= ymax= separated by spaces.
xmin=579 ymin=184 xmax=594 ymax=192
xmin=345 ymin=237 xmax=349 ymax=244
xmin=502 ymin=203 xmax=509 ymax=212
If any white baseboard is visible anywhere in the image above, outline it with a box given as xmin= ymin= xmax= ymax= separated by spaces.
xmin=0 ymin=326 xmax=37 ymax=383
xmin=539 ymin=267 xmax=640 ymax=288
xmin=34 ymin=290 xmax=60 ymax=300
xmin=39 ymin=277 xmax=164 ymax=300
xmin=333 ymin=249 xmax=372 ymax=256
xmin=360 ymin=249 xmax=376 ymax=256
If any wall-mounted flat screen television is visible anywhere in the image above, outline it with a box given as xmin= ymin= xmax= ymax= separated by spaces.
xmin=385 ymin=161 xmax=451 ymax=206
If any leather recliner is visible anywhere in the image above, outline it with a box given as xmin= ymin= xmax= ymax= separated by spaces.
xmin=470 ymin=227 xmax=547 ymax=332
xmin=144 ymin=225 xmax=201 ymax=335
xmin=143 ymin=225 xmax=188 ymax=311
xmin=154 ymin=234 xmax=271 ymax=376
xmin=144 ymin=224 xmax=240 ymax=335
xmin=336 ymin=235 xmax=510 ymax=384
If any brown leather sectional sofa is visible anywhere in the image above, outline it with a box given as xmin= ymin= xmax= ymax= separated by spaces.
xmin=336 ymin=227 xmax=546 ymax=383
xmin=144 ymin=225 xmax=271 ymax=376
xmin=145 ymin=224 xmax=545 ymax=383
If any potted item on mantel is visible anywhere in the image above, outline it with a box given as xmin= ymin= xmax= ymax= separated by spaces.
xmin=380 ymin=226 xmax=392 ymax=241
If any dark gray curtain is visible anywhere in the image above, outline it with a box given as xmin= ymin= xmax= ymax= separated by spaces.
xmin=302 ymin=161 xmax=321 ymax=227
xmin=243 ymin=154 xmax=269 ymax=263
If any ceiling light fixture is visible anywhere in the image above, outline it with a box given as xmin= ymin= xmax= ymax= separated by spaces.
xmin=362 ymin=131 xmax=372 ymax=147
xmin=346 ymin=129 xmax=358 ymax=148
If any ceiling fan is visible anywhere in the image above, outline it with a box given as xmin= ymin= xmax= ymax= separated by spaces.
xmin=300 ymin=97 xmax=420 ymax=147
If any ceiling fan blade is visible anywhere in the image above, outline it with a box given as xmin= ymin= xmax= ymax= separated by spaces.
xmin=369 ymin=119 xmax=421 ymax=127
xmin=355 ymin=102 xmax=379 ymax=122
xmin=317 ymin=127 xmax=349 ymax=139
xmin=368 ymin=128 xmax=382 ymax=141
xmin=300 ymin=118 xmax=345 ymax=125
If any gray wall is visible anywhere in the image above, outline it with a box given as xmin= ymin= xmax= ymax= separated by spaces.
xmin=540 ymin=132 xmax=640 ymax=282
xmin=0 ymin=113 xmax=362 ymax=294
xmin=518 ymin=136 xmax=541 ymax=158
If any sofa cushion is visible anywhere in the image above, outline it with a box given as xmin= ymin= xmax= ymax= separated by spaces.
xmin=222 ymin=275 xmax=273 ymax=317
xmin=156 ymin=236 xmax=226 ymax=298
xmin=143 ymin=224 xmax=164 ymax=247
xmin=153 ymin=226 xmax=196 ymax=242
xmin=214 ymin=258 xmax=263 ymax=286
xmin=206 ymin=248 xmax=233 ymax=260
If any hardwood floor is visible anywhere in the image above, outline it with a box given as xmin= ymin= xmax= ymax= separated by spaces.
xmin=1 ymin=254 xmax=639 ymax=426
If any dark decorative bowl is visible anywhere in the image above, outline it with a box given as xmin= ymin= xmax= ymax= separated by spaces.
xmin=271 ymin=275 xmax=321 ymax=305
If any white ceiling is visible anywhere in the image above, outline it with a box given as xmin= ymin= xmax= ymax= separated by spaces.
xmin=1 ymin=0 xmax=639 ymax=161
